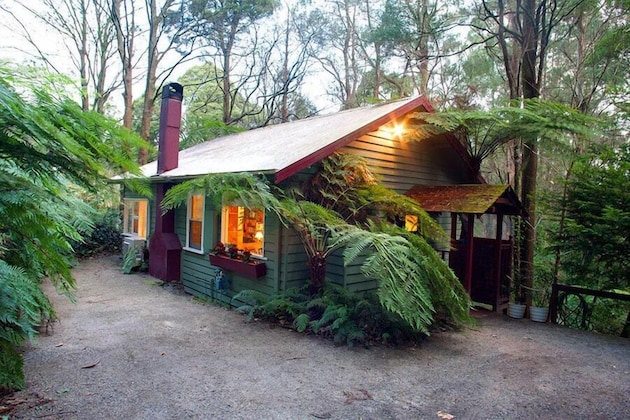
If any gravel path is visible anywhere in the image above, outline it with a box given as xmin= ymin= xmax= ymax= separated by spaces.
xmin=5 ymin=255 xmax=629 ymax=419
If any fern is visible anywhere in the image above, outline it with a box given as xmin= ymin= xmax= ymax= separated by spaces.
xmin=231 ymin=290 xmax=269 ymax=321
xmin=121 ymin=246 xmax=142 ymax=274
xmin=0 ymin=260 xmax=55 ymax=390
xmin=293 ymin=313 xmax=311 ymax=332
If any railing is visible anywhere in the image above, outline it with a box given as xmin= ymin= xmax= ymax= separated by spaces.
xmin=550 ymin=284 xmax=630 ymax=337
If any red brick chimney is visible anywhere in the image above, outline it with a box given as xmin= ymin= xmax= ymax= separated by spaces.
xmin=149 ymin=83 xmax=183 ymax=281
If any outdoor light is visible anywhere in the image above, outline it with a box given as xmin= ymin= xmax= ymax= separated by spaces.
xmin=392 ymin=123 xmax=405 ymax=138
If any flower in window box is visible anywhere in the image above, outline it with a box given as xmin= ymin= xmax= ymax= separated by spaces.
xmin=212 ymin=241 xmax=227 ymax=256
xmin=227 ymin=245 xmax=239 ymax=259
xmin=242 ymin=250 xmax=252 ymax=263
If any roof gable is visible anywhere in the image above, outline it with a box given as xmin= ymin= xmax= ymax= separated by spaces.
xmin=140 ymin=96 xmax=436 ymax=183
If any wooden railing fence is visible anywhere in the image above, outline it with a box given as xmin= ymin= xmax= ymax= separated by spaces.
xmin=550 ymin=284 xmax=630 ymax=338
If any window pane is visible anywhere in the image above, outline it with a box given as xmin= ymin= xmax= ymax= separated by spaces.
xmin=124 ymin=199 xmax=148 ymax=238
xmin=190 ymin=195 xmax=204 ymax=220
xmin=137 ymin=201 xmax=148 ymax=238
xmin=221 ymin=206 xmax=264 ymax=255
xmin=189 ymin=220 xmax=202 ymax=249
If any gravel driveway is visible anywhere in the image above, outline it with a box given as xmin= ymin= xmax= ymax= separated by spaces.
xmin=4 ymin=255 xmax=629 ymax=419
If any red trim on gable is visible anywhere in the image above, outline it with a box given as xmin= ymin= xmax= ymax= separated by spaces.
xmin=274 ymin=96 xmax=434 ymax=184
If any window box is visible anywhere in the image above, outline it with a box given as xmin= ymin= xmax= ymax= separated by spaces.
xmin=209 ymin=254 xmax=267 ymax=279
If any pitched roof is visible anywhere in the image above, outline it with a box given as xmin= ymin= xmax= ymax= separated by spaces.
xmin=407 ymin=184 xmax=524 ymax=215
xmin=140 ymin=96 xmax=433 ymax=183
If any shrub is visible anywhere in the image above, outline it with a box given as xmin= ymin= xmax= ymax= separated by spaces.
xmin=232 ymin=283 xmax=425 ymax=347
xmin=71 ymin=208 xmax=122 ymax=257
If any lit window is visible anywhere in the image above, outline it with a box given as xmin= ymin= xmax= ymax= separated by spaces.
xmin=187 ymin=194 xmax=204 ymax=251
xmin=405 ymin=214 xmax=418 ymax=232
xmin=123 ymin=199 xmax=148 ymax=238
xmin=221 ymin=205 xmax=265 ymax=256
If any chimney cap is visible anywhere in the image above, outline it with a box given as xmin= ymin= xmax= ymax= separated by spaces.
xmin=162 ymin=83 xmax=183 ymax=100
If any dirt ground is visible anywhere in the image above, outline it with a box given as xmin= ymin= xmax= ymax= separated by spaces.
xmin=3 ymin=255 xmax=629 ymax=419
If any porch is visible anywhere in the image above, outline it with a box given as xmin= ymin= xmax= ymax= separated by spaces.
xmin=407 ymin=184 xmax=525 ymax=312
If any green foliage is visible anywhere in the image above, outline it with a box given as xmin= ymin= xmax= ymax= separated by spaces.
xmin=161 ymin=172 xmax=282 ymax=216
xmin=588 ymin=298 xmax=630 ymax=336
xmin=71 ymin=208 xmax=123 ymax=258
xmin=554 ymin=143 xmax=630 ymax=290
xmin=121 ymin=246 xmax=142 ymax=274
xmin=233 ymin=284 xmax=423 ymax=346
xmin=415 ymin=99 xmax=599 ymax=172
xmin=339 ymin=222 xmax=473 ymax=335
xmin=0 ymin=261 xmax=55 ymax=390
xmin=232 ymin=289 xmax=271 ymax=322
xmin=0 ymin=65 xmax=142 ymax=390
xmin=0 ymin=342 xmax=24 ymax=392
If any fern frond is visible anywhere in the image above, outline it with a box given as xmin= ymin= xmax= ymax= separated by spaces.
xmin=293 ymin=313 xmax=311 ymax=333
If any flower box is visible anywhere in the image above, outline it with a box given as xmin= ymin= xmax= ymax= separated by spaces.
xmin=209 ymin=254 xmax=267 ymax=279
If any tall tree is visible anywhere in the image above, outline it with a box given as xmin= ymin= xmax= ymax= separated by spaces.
xmin=110 ymin=0 xmax=199 ymax=164
xmin=254 ymin=4 xmax=315 ymax=124
xmin=110 ymin=0 xmax=139 ymax=128
xmin=296 ymin=0 xmax=365 ymax=109
xmin=180 ymin=0 xmax=279 ymax=124
xmin=474 ymin=0 xmax=585 ymax=302
xmin=2 ymin=0 xmax=120 ymax=113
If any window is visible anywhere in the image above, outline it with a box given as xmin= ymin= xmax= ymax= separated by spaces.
xmin=221 ymin=205 xmax=265 ymax=256
xmin=123 ymin=199 xmax=148 ymax=238
xmin=405 ymin=214 xmax=418 ymax=232
xmin=186 ymin=194 xmax=204 ymax=251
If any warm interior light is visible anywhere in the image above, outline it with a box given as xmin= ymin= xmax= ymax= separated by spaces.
xmin=405 ymin=215 xmax=418 ymax=232
xmin=392 ymin=124 xmax=405 ymax=138
xmin=254 ymin=231 xmax=264 ymax=241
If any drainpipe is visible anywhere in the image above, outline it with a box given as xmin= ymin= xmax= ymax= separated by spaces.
xmin=148 ymin=83 xmax=183 ymax=281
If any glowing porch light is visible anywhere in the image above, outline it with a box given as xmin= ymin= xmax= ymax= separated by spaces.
xmin=392 ymin=123 xmax=405 ymax=139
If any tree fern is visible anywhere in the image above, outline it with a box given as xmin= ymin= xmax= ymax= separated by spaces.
xmin=410 ymin=99 xmax=598 ymax=172
xmin=0 ymin=65 xmax=143 ymax=390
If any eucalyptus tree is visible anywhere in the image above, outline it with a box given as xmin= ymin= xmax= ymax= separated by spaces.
xmin=368 ymin=0 xmax=454 ymax=99
xmin=295 ymin=0 xmax=367 ymax=109
xmin=1 ymin=0 xmax=120 ymax=113
xmin=253 ymin=4 xmax=316 ymax=124
xmin=176 ymin=62 xmax=245 ymax=149
xmin=469 ymin=0 xmax=588 ymax=302
xmin=109 ymin=0 xmax=200 ymax=163
xmin=176 ymin=0 xmax=279 ymax=124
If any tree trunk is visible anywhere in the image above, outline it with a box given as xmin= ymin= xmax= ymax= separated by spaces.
xmin=308 ymin=252 xmax=327 ymax=295
xmin=79 ymin=0 xmax=90 ymax=111
xmin=519 ymin=0 xmax=541 ymax=307
xmin=111 ymin=0 xmax=135 ymax=129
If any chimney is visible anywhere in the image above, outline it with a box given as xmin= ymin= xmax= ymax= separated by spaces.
xmin=157 ymin=82 xmax=183 ymax=174
xmin=149 ymin=83 xmax=184 ymax=282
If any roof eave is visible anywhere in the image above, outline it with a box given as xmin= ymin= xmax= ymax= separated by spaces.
xmin=274 ymin=96 xmax=434 ymax=184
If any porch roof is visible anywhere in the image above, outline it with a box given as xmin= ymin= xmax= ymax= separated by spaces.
xmin=407 ymin=184 xmax=524 ymax=216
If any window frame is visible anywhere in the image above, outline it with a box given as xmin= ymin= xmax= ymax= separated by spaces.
xmin=123 ymin=199 xmax=149 ymax=239
xmin=184 ymin=194 xmax=205 ymax=254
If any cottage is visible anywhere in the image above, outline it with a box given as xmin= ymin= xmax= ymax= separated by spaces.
xmin=121 ymin=83 xmax=523 ymax=312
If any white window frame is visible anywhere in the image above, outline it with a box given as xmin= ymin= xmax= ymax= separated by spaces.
xmin=123 ymin=199 xmax=149 ymax=239
xmin=220 ymin=205 xmax=265 ymax=258
xmin=184 ymin=194 xmax=205 ymax=254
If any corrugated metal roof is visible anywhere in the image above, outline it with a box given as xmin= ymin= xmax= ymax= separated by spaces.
xmin=407 ymin=184 xmax=524 ymax=215
xmin=140 ymin=96 xmax=432 ymax=183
